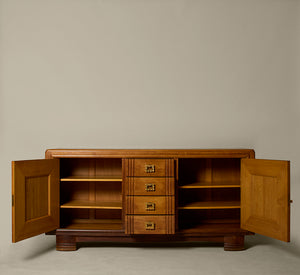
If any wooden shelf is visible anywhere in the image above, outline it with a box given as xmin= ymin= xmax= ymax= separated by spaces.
xmin=60 ymin=176 xmax=122 ymax=182
xmin=178 ymin=201 xmax=240 ymax=210
xmin=61 ymin=219 xmax=123 ymax=230
xmin=60 ymin=200 xmax=122 ymax=209
xmin=178 ymin=222 xmax=245 ymax=234
xmin=179 ymin=182 xmax=240 ymax=188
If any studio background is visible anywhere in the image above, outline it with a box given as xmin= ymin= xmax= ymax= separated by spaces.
xmin=0 ymin=0 xmax=299 ymax=274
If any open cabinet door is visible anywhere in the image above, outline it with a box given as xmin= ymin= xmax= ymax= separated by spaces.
xmin=12 ymin=159 xmax=59 ymax=242
xmin=241 ymin=159 xmax=290 ymax=242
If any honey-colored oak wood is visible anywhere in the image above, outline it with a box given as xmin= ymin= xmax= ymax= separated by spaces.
xmin=60 ymin=158 xmax=122 ymax=178
xmin=59 ymin=158 xmax=123 ymax=224
xmin=178 ymin=201 xmax=240 ymax=209
xmin=12 ymin=149 xmax=291 ymax=251
xmin=124 ymin=158 xmax=175 ymax=177
xmin=126 ymin=196 xmax=175 ymax=214
xmin=60 ymin=200 xmax=122 ymax=209
xmin=46 ymin=149 xmax=255 ymax=159
xmin=179 ymin=222 xmax=246 ymax=234
xmin=179 ymin=158 xmax=241 ymax=186
xmin=241 ymin=159 xmax=290 ymax=242
xmin=65 ymin=218 xmax=122 ymax=224
xmin=125 ymin=177 xmax=175 ymax=196
xmin=60 ymin=176 xmax=122 ymax=182
xmin=179 ymin=182 xmax=240 ymax=188
xmin=179 ymin=187 xmax=240 ymax=208
xmin=12 ymin=159 xmax=59 ymax=242
xmin=125 ymin=215 xmax=175 ymax=234
xmin=61 ymin=220 xmax=123 ymax=230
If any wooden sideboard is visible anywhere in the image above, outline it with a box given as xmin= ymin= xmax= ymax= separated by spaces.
xmin=12 ymin=149 xmax=291 ymax=251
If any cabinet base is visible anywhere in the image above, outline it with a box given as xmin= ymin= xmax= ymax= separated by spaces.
xmin=56 ymin=232 xmax=245 ymax=251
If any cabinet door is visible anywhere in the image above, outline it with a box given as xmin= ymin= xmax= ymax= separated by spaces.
xmin=241 ymin=159 xmax=290 ymax=242
xmin=12 ymin=159 xmax=59 ymax=242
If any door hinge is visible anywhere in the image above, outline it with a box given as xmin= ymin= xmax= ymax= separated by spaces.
xmin=12 ymin=194 xmax=14 ymax=207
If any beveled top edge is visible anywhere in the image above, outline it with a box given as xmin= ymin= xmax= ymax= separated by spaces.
xmin=45 ymin=149 xmax=255 ymax=159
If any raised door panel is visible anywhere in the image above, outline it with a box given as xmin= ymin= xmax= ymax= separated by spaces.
xmin=12 ymin=159 xmax=60 ymax=242
xmin=241 ymin=159 xmax=290 ymax=242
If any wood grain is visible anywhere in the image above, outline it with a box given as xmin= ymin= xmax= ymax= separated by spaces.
xmin=13 ymin=149 xmax=292 ymax=250
xmin=60 ymin=200 xmax=122 ymax=209
xmin=178 ymin=201 xmax=240 ymax=209
xmin=126 ymin=158 xmax=174 ymax=177
xmin=61 ymin=176 xmax=122 ymax=182
xmin=126 ymin=196 xmax=175 ymax=214
xmin=241 ymin=159 xmax=290 ymax=242
xmin=25 ymin=176 xmax=48 ymax=220
xmin=125 ymin=215 xmax=175 ymax=235
xmin=179 ymin=222 xmax=245 ymax=234
xmin=12 ymin=159 xmax=59 ymax=242
xmin=62 ymin=220 xmax=122 ymax=230
xmin=125 ymin=177 xmax=175 ymax=196
xmin=46 ymin=149 xmax=255 ymax=159
xmin=179 ymin=182 xmax=240 ymax=188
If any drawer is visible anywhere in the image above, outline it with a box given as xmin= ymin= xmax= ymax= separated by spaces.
xmin=126 ymin=159 xmax=174 ymax=177
xmin=125 ymin=177 xmax=175 ymax=196
xmin=125 ymin=215 xmax=175 ymax=234
xmin=126 ymin=196 xmax=174 ymax=215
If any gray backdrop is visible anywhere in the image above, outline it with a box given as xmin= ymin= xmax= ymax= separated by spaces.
xmin=0 ymin=0 xmax=299 ymax=274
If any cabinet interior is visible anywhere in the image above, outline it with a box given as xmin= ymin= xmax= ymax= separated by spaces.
xmin=59 ymin=158 xmax=123 ymax=230
xmin=58 ymin=157 xmax=242 ymax=232
xmin=178 ymin=158 xmax=241 ymax=232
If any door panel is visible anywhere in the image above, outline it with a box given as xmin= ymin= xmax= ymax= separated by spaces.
xmin=12 ymin=159 xmax=60 ymax=242
xmin=241 ymin=159 xmax=290 ymax=242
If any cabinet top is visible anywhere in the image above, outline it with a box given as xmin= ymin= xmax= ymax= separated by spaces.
xmin=45 ymin=149 xmax=255 ymax=159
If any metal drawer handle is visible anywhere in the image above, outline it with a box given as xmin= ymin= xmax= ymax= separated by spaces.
xmin=145 ymin=222 xmax=155 ymax=230
xmin=145 ymin=184 xmax=156 ymax=191
xmin=145 ymin=164 xmax=155 ymax=173
xmin=146 ymin=202 xmax=155 ymax=211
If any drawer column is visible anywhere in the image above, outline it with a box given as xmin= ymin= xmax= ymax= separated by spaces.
xmin=124 ymin=158 xmax=175 ymax=235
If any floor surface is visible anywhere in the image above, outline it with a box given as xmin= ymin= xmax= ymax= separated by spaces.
xmin=1 ymin=235 xmax=300 ymax=275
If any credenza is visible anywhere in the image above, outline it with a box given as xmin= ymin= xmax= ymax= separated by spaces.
xmin=12 ymin=149 xmax=291 ymax=251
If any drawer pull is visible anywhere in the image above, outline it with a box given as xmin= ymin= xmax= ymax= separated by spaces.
xmin=146 ymin=202 xmax=155 ymax=211
xmin=145 ymin=164 xmax=155 ymax=173
xmin=145 ymin=222 xmax=155 ymax=230
xmin=145 ymin=184 xmax=156 ymax=192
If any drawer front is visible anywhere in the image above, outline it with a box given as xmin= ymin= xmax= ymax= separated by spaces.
xmin=126 ymin=159 xmax=174 ymax=177
xmin=125 ymin=177 xmax=175 ymax=196
xmin=126 ymin=215 xmax=175 ymax=234
xmin=126 ymin=196 xmax=174 ymax=215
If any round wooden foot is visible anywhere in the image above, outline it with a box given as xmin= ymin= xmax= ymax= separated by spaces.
xmin=56 ymin=235 xmax=77 ymax=251
xmin=224 ymin=235 xmax=245 ymax=251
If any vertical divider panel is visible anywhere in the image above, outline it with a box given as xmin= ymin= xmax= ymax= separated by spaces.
xmin=175 ymin=158 xmax=179 ymax=233
xmin=122 ymin=158 xmax=127 ymax=231
xmin=206 ymin=159 xmax=213 ymax=218
xmin=88 ymin=159 xmax=96 ymax=220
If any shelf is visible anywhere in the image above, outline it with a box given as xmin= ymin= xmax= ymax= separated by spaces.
xmin=61 ymin=219 xmax=123 ymax=230
xmin=179 ymin=182 xmax=240 ymax=188
xmin=60 ymin=200 xmax=122 ymax=209
xmin=178 ymin=222 xmax=245 ymax=234
xmin=178 ymin=201 xmax=240 ymax=210
xmin=60 ymin=176 xmax=122 ymax=182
